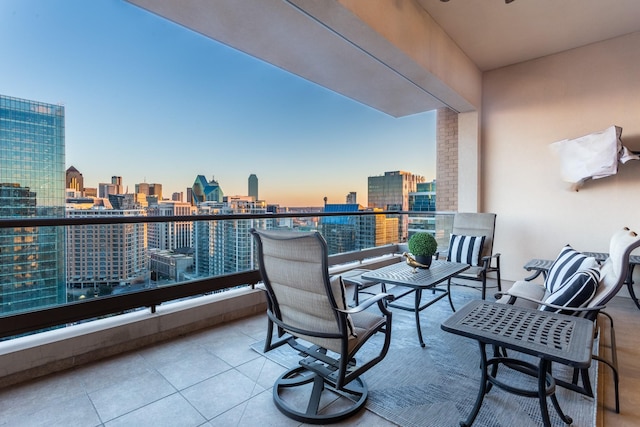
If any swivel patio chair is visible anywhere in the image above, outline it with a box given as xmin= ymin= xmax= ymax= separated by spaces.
xmin=496 ymin=227 xmax=640 ymax=413
xmin=446 ymin=212 xmax=502 ymax=310
xmin=250 ymin=228 xmax=393 ymax=424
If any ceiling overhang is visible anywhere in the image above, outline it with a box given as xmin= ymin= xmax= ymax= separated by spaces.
xmin=127 ymin=0 xmax=457 ymax=117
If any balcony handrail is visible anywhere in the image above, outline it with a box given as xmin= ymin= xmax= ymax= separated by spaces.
xmin=0 ymin=210 xmax=449 ymax=340
xmin=0 ymin=209 xmax=413 ymax=228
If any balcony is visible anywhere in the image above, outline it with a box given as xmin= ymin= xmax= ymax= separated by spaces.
xmin=0 ymin=212 xmax=638 ymax=426
xmin=0 ymin=283 xmax=637 ymax=426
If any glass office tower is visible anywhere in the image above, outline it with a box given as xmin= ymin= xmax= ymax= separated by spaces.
xmin=0 ymin=95 xmax=66 ymax=314
xmin=368 ymin=170 xmax=425 ymax=241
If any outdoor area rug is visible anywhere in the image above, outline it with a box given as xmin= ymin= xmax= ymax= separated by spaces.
xmin=250 ymin=284 xmax=597 ymax=427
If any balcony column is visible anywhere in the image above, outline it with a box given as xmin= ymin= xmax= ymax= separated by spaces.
xmin=458 ymin=110 xmax=480 ymax=212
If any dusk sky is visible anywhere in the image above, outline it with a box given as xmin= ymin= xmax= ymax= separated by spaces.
xmin=1 ymin=0 xmax=436 ymax=207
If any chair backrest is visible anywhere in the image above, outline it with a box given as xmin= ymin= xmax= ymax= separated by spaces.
xmin=590 ymin=227 xmax=640 ymax=308
xmin=451 ymin=212 xmax=497 ymax=260
xmin=250 ymin=228 xmax=345 ymax=343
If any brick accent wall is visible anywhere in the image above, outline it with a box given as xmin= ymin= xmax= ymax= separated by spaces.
xmin=436 ymin=107 xmax=458 ymax=211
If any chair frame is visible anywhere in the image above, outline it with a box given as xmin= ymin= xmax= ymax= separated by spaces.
xmin=446 ymin=212 xmax=502 ymax=308
xmin=251 ymin=228 xmax=394 ymax=424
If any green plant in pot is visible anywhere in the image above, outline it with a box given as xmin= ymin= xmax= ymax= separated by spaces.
xmin=408 ymin=232 xmax=438 ymax=268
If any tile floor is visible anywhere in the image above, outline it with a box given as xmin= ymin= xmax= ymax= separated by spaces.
xmin=0 ymin=308 xmax=394 ymax=427
xmin=0 ymin=287 xmax=638 ymax=426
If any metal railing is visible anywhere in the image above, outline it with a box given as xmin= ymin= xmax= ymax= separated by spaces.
xmin=0 ymin=210 xmax=453 ymax=339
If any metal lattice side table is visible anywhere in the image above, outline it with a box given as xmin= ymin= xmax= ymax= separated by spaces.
xmin=442 ymin=300 xmax=594 ymax=427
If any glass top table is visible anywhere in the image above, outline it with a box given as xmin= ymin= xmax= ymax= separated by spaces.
xmin=361 ymin=260 xmax=469 ymax=347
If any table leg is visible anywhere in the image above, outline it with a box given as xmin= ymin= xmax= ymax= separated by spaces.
xmin=537 ymin=359 xmax=552 ymax=427
xmin=415 ymin=288 xmax=425 ymax=347
xmin=538 ymin=359 xmax=573 ymax=427
xmin=461 ymin=342 xmax=489 ymax=427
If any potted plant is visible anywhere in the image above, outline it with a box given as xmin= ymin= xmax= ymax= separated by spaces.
xmin=408 ymin=232 xmax=438 ymax=268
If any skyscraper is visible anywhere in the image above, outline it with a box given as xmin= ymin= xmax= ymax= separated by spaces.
xmin=147 ymin=200 xmax=195 ymax=251
xmin=191 ymin=175 xmax=224 ymax=205
xmin=368 ymin=171 xmax=425 ymax=241
xmin=111 ymin=176 xmax=123 ymax=194
xmin=66 ymin=166 xmax=84 ymax=194
xmin=98 ymin=182 xmax=118 ymax=198
xmin=66 ymin=206 xmax=148 ymax=295
xmin=193 ymin=197 xmax=267 ymax=277
xmin=248 ymin=174 xmax=258 ymax=201
xmin=0 ymin=94 xmax=66 ymax=313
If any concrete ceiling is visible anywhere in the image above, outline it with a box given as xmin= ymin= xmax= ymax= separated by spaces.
xmin=417 ymin=0 xmax=640 ymax=71
xmin=127 ymin=0 xmax=640 ymax=116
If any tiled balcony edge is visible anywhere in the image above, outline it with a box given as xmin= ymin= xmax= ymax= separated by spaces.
xmin=0 ymin=287 xmax=267 ymax=389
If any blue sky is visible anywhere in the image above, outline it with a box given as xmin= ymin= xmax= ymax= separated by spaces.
xmin=1 ymin=0 xmax=436 ymax=207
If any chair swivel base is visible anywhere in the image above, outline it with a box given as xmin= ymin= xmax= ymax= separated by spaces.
xmin=272 ymin=365 xmax=368 ymax=424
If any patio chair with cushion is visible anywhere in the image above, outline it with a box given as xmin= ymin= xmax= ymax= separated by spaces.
xmin=445 ymin=212 xmax=502 ymax=309
xmin=250 ymin=228 xmax=394 ymax=424
xmin=496 ymin=227 xmax=640 ymax=413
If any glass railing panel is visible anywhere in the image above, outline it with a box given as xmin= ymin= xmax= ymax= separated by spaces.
xmin=407 ymin=211 xmax=454 ymax=255
xmin=0 ymin=210 xmax=454 ymax=339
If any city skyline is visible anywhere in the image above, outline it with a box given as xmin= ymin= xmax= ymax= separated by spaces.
xmin=1 ymin=0 xmax=436 ymax=207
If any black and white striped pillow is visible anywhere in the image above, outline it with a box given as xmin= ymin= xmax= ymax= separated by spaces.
xmin=447 ymin=234 xmax=485 ymax=266
xmin=544 ymin=245 xmax=598 ymax=293
xmin=541 ymin=267 xmax=600 ymax=315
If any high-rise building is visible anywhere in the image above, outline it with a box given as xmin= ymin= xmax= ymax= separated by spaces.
xmin=0 ymin=94 xmax=66 ymax=313
xmin=346 ymin=192 xmax=357 ymax=204
xmin=368 ymin=171 xmax=426 ymax=241
xmin=191 ymin=175 xmax=224 ymax=205
xmin=66 ymin=206 xmax=148 ymax=295
xmin=171 ymin=192 xmax=183 ymax=202
xmin=409 ymin=180 xmax=436 ymax=212
xmin=193 ymin=197 xmax=267 ymax=277
xmin=66 ymin=166 xmax=84 ymax=194
xmin=149 ymin=183 xmax=162 ymax=201
xmin=111 ymin=176 xmax=123 ymax=195
xmin=135 ymin=182 xmax=150 ymax=196
xmin=319 ymin=203 xmax=360 ymax=254
xmin=98 ymin=182 xmax=118 ymax=198
xmin=248 ymin=174 xmax=258 ymax=201
xmin=408 ymin=179 xmax=440 ymax=243
xmin=147 ymin=200 xmax=195 ymax=251
xmin=135 ymin=182 xmax=162 ymax=201
xmin=357 ymin=208 xmax=399 ymax=249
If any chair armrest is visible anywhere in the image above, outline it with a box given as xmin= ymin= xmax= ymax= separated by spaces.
xmin=495 ymin=291 xmax=605 ymax=313
xmin=480 ymin=253 xmax=501 ymax=270
xmin=482 ymin=253 xmax=501 ymax=260
xmin=336 ymin=293 xmax=395 ymax=314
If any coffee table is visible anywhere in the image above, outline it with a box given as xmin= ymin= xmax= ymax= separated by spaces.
xmin=361 ymin=260 xmax=469 ymax=347
xmin=441 ymin=300 xmax=594 ymax=427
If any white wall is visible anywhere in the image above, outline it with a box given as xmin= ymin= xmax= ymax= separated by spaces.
xmin=482 ymin=32 xmax=640 ymax=282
